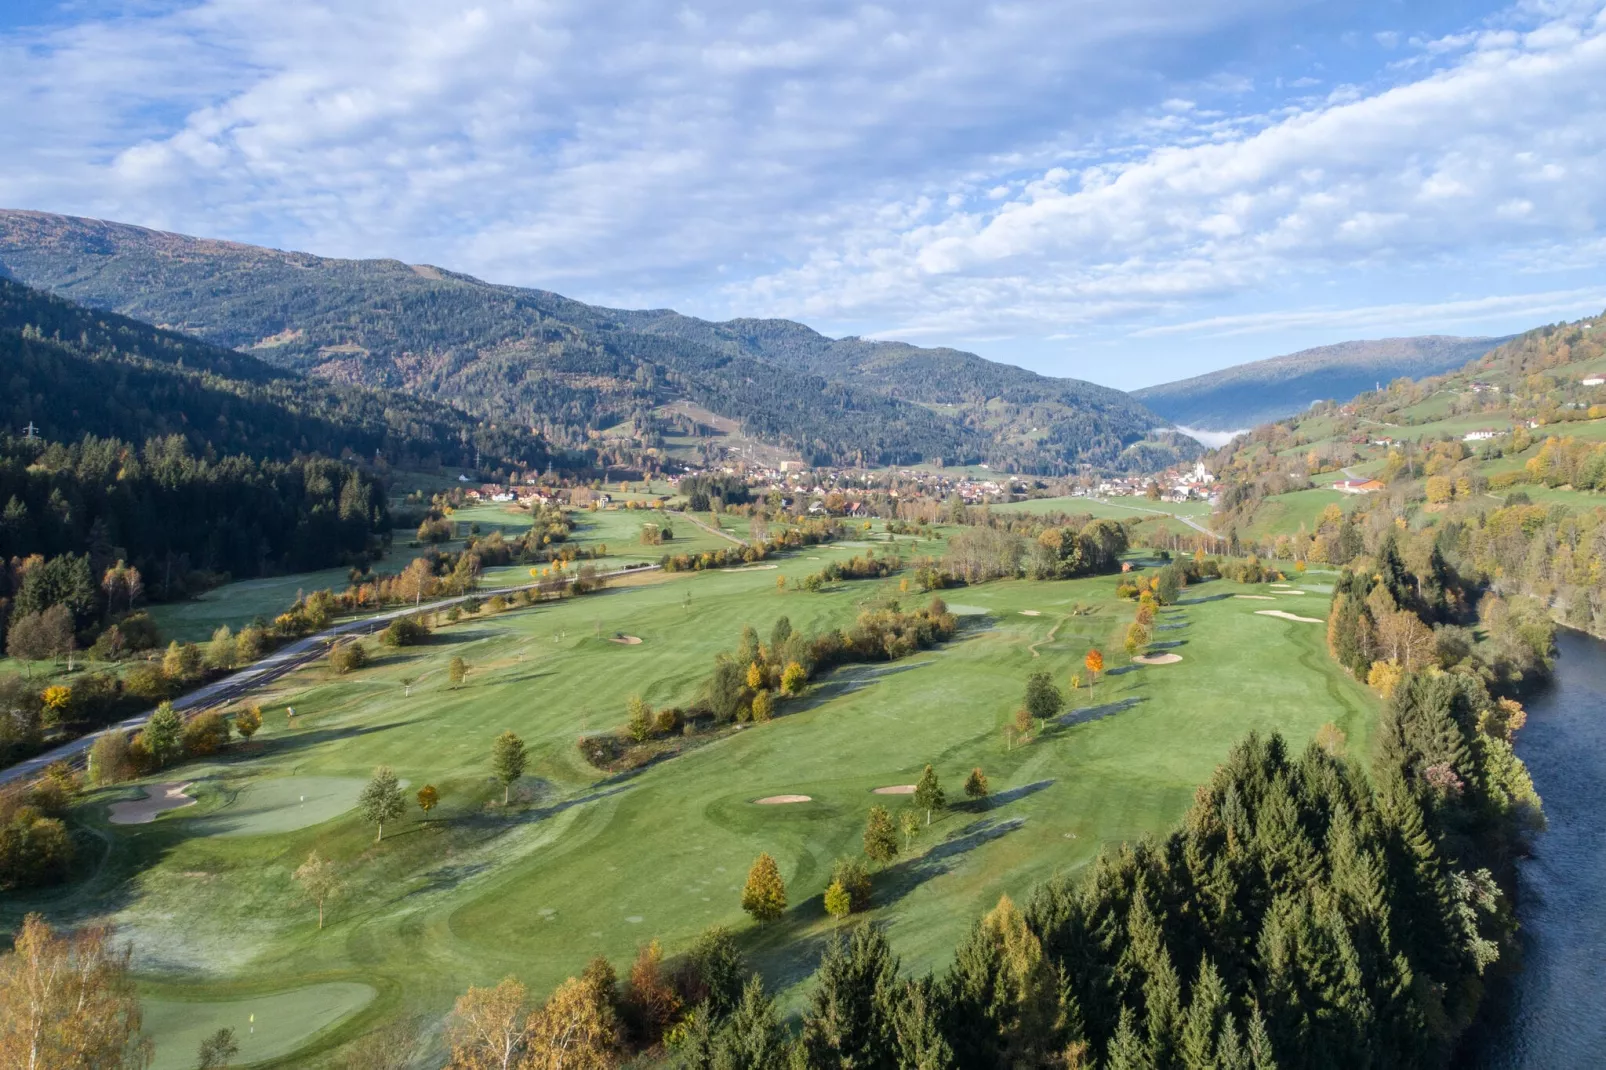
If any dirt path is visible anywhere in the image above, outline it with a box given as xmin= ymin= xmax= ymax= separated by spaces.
xmin=1028 ymin=615 xmax=1066 ymax=658
xmin=670 ymin=511 xmax=748 ymax=547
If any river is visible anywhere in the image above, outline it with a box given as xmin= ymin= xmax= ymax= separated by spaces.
xmin=1475 ymin=627 xmax=1606 ymax=1067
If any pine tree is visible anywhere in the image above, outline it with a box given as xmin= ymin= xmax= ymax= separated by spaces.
xmin=1106 ymin=1006 xmax=1155 ymax=1070
xmin=863 ymin=805 xmax=898 ymax=864
xmin=712 ymin=975 xmax=787 ymax=1069
xmin=1179 ymin=956 xmax=1227 ymax=1068
xmin=740 ymin=853 xmax=786 ymax=923
xmin=796 ymin=926 xmax=901 ymax=1069
xmin=892 ymin=978 xmax=956 ymax=1070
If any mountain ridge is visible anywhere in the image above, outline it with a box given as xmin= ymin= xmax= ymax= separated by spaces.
xmin=0 ymin=209 xmax=1172 ymax=472
xmin=1135 ymin=334 xmax=1513 ymax=431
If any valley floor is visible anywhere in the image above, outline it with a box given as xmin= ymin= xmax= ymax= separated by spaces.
xmin=4 ymin=529 xmax=1375 ymax=1068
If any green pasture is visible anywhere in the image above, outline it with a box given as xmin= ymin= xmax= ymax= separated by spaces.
xmin=1240 ymin=488 xmax=1350 ymax=540
xmin=991 ymin=496 xmax=1212 ymax=520
xmin=14 ymin=533 xmax=1375 ymax=1067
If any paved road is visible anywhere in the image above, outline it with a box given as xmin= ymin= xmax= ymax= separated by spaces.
xmin=0 ymin=563 xmax=659 ymax=787
xmin=1090 ymin=497 xmax=1221 ymax=540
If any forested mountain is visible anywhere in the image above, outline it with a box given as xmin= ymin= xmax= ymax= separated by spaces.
xmin=615 ymin=310 xmax=1163 ymax=466
xmin=1135 ymin=335 xmax=1510 ymax=431
xmin=0 ymin=210 xmax=1167 ymax=471
xmin=0 ymin=277 xmax=551 ymax=472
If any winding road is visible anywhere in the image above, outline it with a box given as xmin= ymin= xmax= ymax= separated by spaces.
xmin=1088 ymin=497 xmax=1221 ymax=540
xmin=0 ymin=563 xmax=659 ymax=787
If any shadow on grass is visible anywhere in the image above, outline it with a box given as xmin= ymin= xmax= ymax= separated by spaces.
xmin=259 ymin=720 xmax=416 ymax=759
xmin=956 ymin=778 xmax=1055 ymax=813
xmin=1105 ymin=665 xmax=1138 ymax=677
xmin=1176 ymin=593 xmax=1233 ymax=605
xmin=424 ymin=628 xmax=500 ymax=646
xmin=1058 ymin=696 xmax=1144 ymax=727
xmin=783 ymin=661 xmax=932 ymax=715
xmin=1155 ymin=622 xmax=1188 ymax=631
xmin=744 ymin=815 xmax=1029 ymax=995
xmin=1149 ymin=639 xmax=1186 ymax=650
xmin=874 ymin=816 xmax=1028 ymax=909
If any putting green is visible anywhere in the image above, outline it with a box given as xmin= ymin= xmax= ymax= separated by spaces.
xmin=143 ymin=982 xmax=376 ymax=1070
xmin=178 ymin=776 xmax=367 ymax=838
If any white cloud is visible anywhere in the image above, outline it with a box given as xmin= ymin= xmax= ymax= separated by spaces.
xmin=727 ymin=3 xmax=1606 ymax=343
xmin=0 ymin=0 xmax=1601 ymax=383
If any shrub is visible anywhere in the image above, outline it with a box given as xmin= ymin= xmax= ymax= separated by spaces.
xmin=379 ymin=616 xmax=430 ymax=647
xmin=329 ymin=641 xmax=368 ymax=674
xmin=89 ymin=731 xmax=135 ymax=786
xmin=652 ymin=707 xmax=682 ymax=736
xmin=183 ymin=710 xmax=230 ymax=756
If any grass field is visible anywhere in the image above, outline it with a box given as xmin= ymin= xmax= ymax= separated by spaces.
xmin=10 ymin=533 xmax=1376 ymax=1067
xmin=991 ymin=496 xmax=1213 ymax=520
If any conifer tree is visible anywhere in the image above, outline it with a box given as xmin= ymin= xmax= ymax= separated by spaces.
xmin=863 ymin=805 xmax=898 ymax=863
xmin=740 ymin=853 xmax=786 ymax=923
xmin=795 ymin=926 xmax=901 ymax=1069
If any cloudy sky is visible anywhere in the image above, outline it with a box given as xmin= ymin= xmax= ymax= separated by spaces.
xmin=2 ymin=0 xmax=1604 ymax=388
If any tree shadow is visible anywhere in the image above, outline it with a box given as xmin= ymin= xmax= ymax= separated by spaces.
xmin=1105 ymin=665 xmax=1138 ymax=677
xmin=1148 ymin=639 xmax=1186 ymax=650
xmin=1058 ymin=696 xmax=1144 ymax=727
xmin=873 ymin=816 xmax=1028 ymax=909
xmin=1176 ymin=592 xmax=1233 ymax=605
xmin=956 ymin=778 xmax=1055 ymax=813
xmin=425 ymin=628 xmax=499 ymax=646
xmin=1155 ymin=622 xmax=1188 ymax=632
xmin=784 ymin=661 xmax=932 ymax=715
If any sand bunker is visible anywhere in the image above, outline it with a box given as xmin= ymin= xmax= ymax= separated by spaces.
xmin=1234 ymin=595 xmax=1276 ymax=600
xmin=609 ymin=635 xmax=644 ymax=645
xmin=1256 ymin=609 xmax=1324 ymax=624
xmin=1133 ymin=653 xmax=1183 ymax=665
xmin=109 ymin=783 xmax=196 ymax=825
xmin=1273 ymin=589 xmax=1306 ymax=595
xmin=873 ymin=784 xmax=916 ymax=795
xmin=723 ymin=564 xmax=778 ymax=571
xmin=754 ymin=794 xmax=812 ymax=804
xmin=1019 ymin=610 xmax=1042 ymax=617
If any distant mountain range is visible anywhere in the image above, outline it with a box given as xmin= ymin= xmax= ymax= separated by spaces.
xmin=1134 ymin=335 xmax=1513 ymax=432
xmin=0 ymin=276 xmax=550 ymax=471
xmin=0 ymin=210 xmax=1178 ymax=473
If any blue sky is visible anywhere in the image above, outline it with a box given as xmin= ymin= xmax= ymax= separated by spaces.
xmin=2 ymin=0 xmax=1604 ymax=390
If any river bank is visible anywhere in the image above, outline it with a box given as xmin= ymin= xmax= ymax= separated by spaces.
xmin=1472 ymin=627 xmax=1606 ymax=1067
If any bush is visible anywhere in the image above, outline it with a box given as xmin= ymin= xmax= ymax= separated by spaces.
xmin=652 ymin=708 xmax=683 ymax=736
xmin=829 ymin=857 xmax=872 ymax=912
xmin=117 ymin=611 xmax=164 ymax=652
xmin=183 ymin=710 xmax=230 ymax=756
xmin=329 ymin=641 xmax=368 ymax=674
xmin=379 ymin=615 xmax=430 ymax=647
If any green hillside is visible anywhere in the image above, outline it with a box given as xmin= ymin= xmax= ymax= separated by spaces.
xmin=0 ymin=276 xmax=550 ymax=471
xmin=1135 ymin=334 xmax=1510 ymax=431
xmin=0 ymin=211 xmax=1171 ymax=472
xmin=1208 ymin=311 xmax=1606 ymax=545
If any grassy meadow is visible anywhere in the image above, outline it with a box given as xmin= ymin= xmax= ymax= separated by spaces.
xmin=7 ymin=530 xmax=1377 ymax=1067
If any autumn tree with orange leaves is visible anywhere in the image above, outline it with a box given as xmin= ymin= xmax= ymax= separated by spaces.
xmin=1084 ymin=648 xmax=1104 ymax=697
xmin=0 ymin=914 xmax=152 ymax=1069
